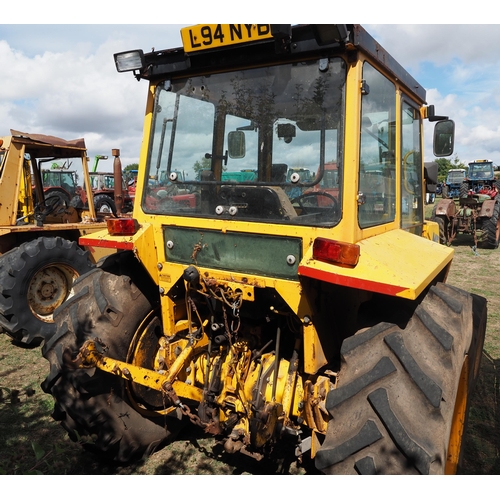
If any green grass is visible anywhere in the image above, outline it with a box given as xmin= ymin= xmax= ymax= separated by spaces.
xmin=425 ymin=199 xmax=500 ymax=473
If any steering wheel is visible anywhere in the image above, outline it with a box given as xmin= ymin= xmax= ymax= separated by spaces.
xmin=291 ymin=191 xmax=338 ymax=216
xmin=35 ymin=195 xmax=66 ymax=220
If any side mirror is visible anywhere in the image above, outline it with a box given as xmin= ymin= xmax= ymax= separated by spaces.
xmin=228 ymin=131 xmax=245 ymax=159
xmin=433 ymin=119 xmax=455 ymax=157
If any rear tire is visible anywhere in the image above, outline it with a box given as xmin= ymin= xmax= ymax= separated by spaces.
xmin=430 ymin=206 xmax=449 ymax=245
xmin=93 ymin=194 xmax=116 ymax=216
xmin=45 ymin=189 xmax=71 ymax=207
xmin=480 ymin=200 xmax=500 ymax=249
xmin=69 ymin=195 xmax=84 ymax=208
xmin=315 ymin=283 xmax=486 ymax=475
xmin=41 ymin=268 xmax=183 ymax=462
xmin=0 ymin=237 xmax=93 ymax=345
xmin=460 ymin=182 xmax=469 ymax=199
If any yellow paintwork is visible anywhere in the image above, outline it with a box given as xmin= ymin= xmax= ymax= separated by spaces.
xmin=299 ymin=229 xmax=454 ymax=300
xmin=80 ymin=334 xmax=331 ymax=436
xmin=0 ymin=137 xmax=24 ymax=226
xmin=422 ymin=219 xmax=441 ymax=243
xmin=81 ymin=155 xmax=97 ymax=220
xmin=445 ymin=356 xmax=469 ymax=474
xmin=18 ymin=153 xmax=34 ymax=224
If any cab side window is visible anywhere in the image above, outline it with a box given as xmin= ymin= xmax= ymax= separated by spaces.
xmin=401 ymin=100 xmax=423 ymax=232
xmin=358 ymin=63 xmax=396 ymax=229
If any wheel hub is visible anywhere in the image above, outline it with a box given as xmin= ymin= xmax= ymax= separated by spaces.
xmin=27 ymin=265 xmax=76 ymax=320
xmin=99 ymin=203 xmax=113 ymax=213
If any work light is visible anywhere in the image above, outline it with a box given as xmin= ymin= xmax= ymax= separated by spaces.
xmin=114 ymin=50 xmax=145 ymax=73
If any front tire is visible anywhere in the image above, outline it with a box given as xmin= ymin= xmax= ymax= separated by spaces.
xmin=41 ymin=268 xmax=183 ymax=462
xmin=315 ymin=283 xmax=486 ymax=475
xmin=0 ymin=237 xmax=94 ymax=345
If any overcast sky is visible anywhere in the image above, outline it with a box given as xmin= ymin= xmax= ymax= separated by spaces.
xmin=1 ymin=6 xmax=499 ymax=171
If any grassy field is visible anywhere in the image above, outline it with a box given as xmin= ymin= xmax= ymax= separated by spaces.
xmin=1 ymin=207 xmax=499 ymax=475
xmin=445 ymin=235 xmax=500 ymax=474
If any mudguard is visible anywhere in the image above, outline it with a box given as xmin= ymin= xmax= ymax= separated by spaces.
xmin=298 ymin=229 xmax=454 ymax=300
xmin=434 ymin=198 xmax=457 ymax=218
xmin=479 ymin=198 xmax=497 ymax=218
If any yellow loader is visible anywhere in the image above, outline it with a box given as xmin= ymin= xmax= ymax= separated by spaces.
xmin=0 ymin=131 xmax=116 ymax=345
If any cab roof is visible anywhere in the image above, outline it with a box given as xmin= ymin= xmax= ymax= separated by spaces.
xmin=127 ymin=24 xmax=426 ymax=104
xmin=2 ymin=130 xmax=87 ymax=158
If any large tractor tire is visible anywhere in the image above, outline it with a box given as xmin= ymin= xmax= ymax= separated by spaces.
xmin=45 ymin=188 xmax=71 ymax=207
xmin=69 ymin=194 xmax=84 ymax=209
xmin=315 ymin=283 xmax=486 ymax=475
xmin=0 ymin=237 xmax=94 ymax=345
xmin=459 ymin=182 xmax=469 ymax=199
xmin=430 ymin=205 xmax=449 ymax=245
xmin=480 ymin=200 xmax=500 ymax=249
xmin=93 ymin=194 xmax=117 ymax=216
xmin=41 ymin=268 xmax=183 ymax=462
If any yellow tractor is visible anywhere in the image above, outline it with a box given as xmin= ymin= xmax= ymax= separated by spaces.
xmin=0 ymin=131 xmax=117 ymax=345
xmin=41 ymin=25 xmax=486 ymax=474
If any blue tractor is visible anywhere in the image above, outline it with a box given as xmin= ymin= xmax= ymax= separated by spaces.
xmin=441 ymin=168 xmax=466 ymax=198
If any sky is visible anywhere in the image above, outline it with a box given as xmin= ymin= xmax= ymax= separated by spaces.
xmin=1 ymin=4 xmax=500 ymax=174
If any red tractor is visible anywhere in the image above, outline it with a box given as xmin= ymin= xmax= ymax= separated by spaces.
xmin=431 ymin=160 xmax=500 ymax=248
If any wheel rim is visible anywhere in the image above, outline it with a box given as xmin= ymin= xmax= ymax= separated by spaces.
xmin=98 ymin=203 xmax=113 ymax=213
xmin=445 ymin=357 xmax=469 ymax=474
xmin=126 ymin=310 xmax=167 ymax=414
xmin=27 ymin=264 xmax=79 ymax=322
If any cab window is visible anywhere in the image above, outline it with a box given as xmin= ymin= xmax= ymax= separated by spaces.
xmin=401 ymin=100 xmax=423 ymax=232
xmin=358 ymin=63 xmax=396 ymax=229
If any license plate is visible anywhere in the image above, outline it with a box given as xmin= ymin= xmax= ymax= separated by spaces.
xmin=181 ymin=24 xmax=272 ymax=53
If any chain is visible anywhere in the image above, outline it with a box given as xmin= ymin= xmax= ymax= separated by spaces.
xmin=162 ymin=381 xmax=206 ymax=428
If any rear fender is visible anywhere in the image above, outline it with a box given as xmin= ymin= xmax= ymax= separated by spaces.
xmin=434 ymin=198 xmax=456 ymax=218
xmin=298 ymin=229 xmax=454 ymax=300
xmin=479 ymin=198 xmax=497 ymax=218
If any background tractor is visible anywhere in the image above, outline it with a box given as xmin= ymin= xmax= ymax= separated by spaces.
xmin=462 ymin=159 xmax=498 ymax=197
xmin=0 ymin=131 xmax=116 ymax=346
xmin=88 ymin=171 xmax=134 ymax=214
xmin=40 ymin=164 xmax=80 ymax=206
xmin=41 ymin=24 xmax=486 ymax=475
xmin=69 ymin=153 xmax=134 ymax=216
xmin=441 ymin=168 xmax=466 ymax=199
xmin=431 ymin=159 xmax=500 ymax=248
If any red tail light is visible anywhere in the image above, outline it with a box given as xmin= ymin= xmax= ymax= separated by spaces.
xmin=107 ymin=217 xmax=139 ymax=236
xmin=313 ymin=238 xmax=360 ymax=267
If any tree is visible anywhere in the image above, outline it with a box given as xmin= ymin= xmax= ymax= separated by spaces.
xmin=124 ymin=163 xmax=139 ymax=172
xmin=193 ymin=156 xmax=229 ymax=179
xmin=193 ymin=156 xmax=212 ymax=180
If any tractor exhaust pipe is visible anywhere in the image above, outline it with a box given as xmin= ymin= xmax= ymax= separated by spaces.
xmin=112 ymin=148 xmax=123 ymax=216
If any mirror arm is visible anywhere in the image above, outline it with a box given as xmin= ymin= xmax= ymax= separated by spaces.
xmin=205 ymin=151 xmax=228 ymax=166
